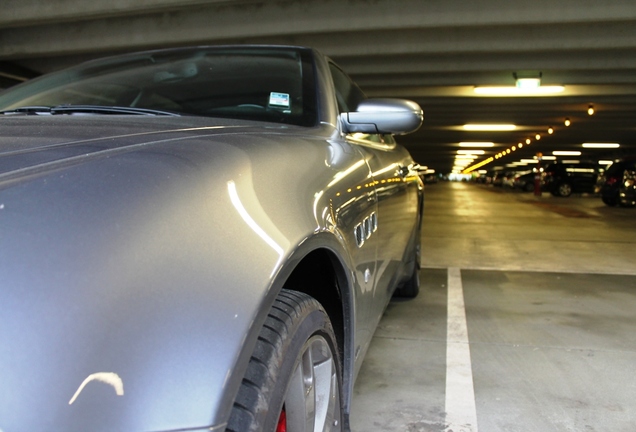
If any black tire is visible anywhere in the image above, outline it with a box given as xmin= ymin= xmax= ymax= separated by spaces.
xmin=227 ymin=289 xmax=343 ymax=432
xmin=557 ymin=182 xmax=572 ymax=197
xmin=602 ymin=195 xmax=618 ymax=206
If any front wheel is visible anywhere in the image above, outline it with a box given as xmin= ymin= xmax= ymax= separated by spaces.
xmin=227 ymin=289 xmax=343 ymax=432
xmin=557 ymin=182 xmax=572 ymax=197
xmin=602 ymin=195 xmax=618 ymax=206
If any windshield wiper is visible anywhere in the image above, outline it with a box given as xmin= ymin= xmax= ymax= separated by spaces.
xmin=0 ymin=105 xmax=181 ymax=116
xmin=0 ymin=106 xmax=52 ymax=115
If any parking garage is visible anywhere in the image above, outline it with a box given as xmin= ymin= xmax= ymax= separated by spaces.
xmin=352 ymin=181 xmax=636 ymax=431
xmin=2 ymin=1 xmax=636 ymax=431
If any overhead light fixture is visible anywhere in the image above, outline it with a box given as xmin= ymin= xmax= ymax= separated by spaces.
xmin=598 ymin=160 xmax=613 ymax=165
xmin=582 ymin=143 xmax=620 ymax=148
xmin=457 ymin=149 xmax=486 ymax=155
xmin=564 ymin=118 xmax=571 ymax=127
xmin=514 ymin=71 xmax=542 ymax=88
xmin=548 ymin=127 xmax=554 ymax=134
xmin=518 ymin=142 xmax=524 ymax=148
xmin=516 ymin=78 xmax=541 ymax=88
xmin=535 ymin=134 xmax=541 ymax=140
xmin=462 ymin=124 xmax=516 ymax=131
xmin=536 ymin=155 xmax=557 ymax=160
xmin=553 ymin=151 xmax=582 ymax=156
xmin=474 ymin=86 xmax=565 ymax=96
xmin=459 ymin=142 xmax=495 ymax=147
xmin=587 ymin=104 xmax=595 ymax=115
xmin=454 ymin=162 xmax=472 ymax=168
xmin=525 ymin=138 xmax=531 ymax=144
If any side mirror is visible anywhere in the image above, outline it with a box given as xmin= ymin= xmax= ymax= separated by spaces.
xmin=340 ymin=98 xmax=423 ymax=135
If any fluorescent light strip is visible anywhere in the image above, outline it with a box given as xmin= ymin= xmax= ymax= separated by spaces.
xmin=457 ymin=150 xmax=485 ymax=155
xmin=462 ymin=124 xmax=516 ymax=131
xmin=553 ymin=151 xmax=582 ymax=156
xmin=582 ymin=143 xmax=620 ymax=148
xmin=474 ymin=86 xmax=565 ymax=96
xmin=459 ymin=142 xmax=495 ymax=147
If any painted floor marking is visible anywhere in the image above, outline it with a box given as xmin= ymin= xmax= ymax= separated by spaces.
xmin=445 ymin=267 xmax=479 ymax=432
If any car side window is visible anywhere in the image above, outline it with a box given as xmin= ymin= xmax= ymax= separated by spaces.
xmin=329 ymin=62 xmax=366 ymax=113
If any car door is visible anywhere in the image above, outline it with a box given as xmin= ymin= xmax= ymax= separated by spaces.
xmin=329 ymin=62 xmax=420 ymax=344
xmin=328 ymin=62 xmax=381 ymax=357
xmin=352 ymin=134 xmax=420 ymax=317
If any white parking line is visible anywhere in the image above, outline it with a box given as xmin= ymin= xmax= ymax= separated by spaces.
xmin=445 ymin=267 xmax=479 ymax=432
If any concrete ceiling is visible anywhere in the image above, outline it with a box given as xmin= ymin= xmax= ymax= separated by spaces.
xmin=2 ymin=0 xmax=636 ymax=174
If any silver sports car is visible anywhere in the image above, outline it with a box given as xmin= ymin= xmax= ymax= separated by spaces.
xmin=0 ymin=46 xmax=423 ymax=432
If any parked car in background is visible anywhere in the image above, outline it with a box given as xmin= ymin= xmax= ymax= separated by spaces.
xmin=542 ymin=161 xmax=598 ymax=197
xmin=599 ymin=157 xmax=636 ymax=207
xmin=492 ymin=171 xmax=515 ymax=187
xmin=513 ymin=170 xmax=539 ymax=192
xmin=0 ymin=45 xmax=424 ymax=432
xmin=621 ymin=169 xmax=636 ymax=207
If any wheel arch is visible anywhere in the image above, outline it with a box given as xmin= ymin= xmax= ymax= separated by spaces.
xmin=279 ymin=242 xmax=355 ymax=429
xmin=225 ymin=232 xmax=357 ymax=430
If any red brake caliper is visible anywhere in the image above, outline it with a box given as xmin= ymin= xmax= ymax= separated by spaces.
xmin=276 ymin=407 xmax=287 ymax=432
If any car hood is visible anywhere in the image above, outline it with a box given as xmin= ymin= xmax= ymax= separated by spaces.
xmin=0 ymin=115 xmax=342 ymax=432
xmin=0 ymin=115 xmax=296 ymax=176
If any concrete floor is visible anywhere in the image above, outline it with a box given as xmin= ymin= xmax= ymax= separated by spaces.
xmin=351 ymin=182 xmax=636 ymax=432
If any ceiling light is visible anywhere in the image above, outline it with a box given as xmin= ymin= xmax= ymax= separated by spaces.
xmin=459 ymin=142 xmax=495 ymax=147
xmin=582 ymin=143 xmax=620 ymax=148
xmin=457 ymin=149 xmax=485 ymax=155
xmin=512 ymin=146 xmax=517 ymax=151
xmin=598 ymin=160 xmax=613 ymax=165
xmin=454 ymin=162 xmax=474 ymax=167
xmin=518 ymin=143 xmax=524 ymax=148
xmin=587 ymin=104 xmax=595 ymax=115
xmin=516 ymin=78 xmax=541 ymax=88
xmin=521 ymin=159 xmax=538 ymax=163
xmin=564 ymin=118 xmax=571 ymax=127
xmin=514 ymin=71 xmax=543 ymax=89
xmin=548 ymin=127 xmax=554 ymax=134
xmin=462 ymin=124 xmax=516 ymax=131
xmin=525 ymin=138 xmax=531 ymax=144
xmin=536 ymin=155 xmax=557 ymax=160
xmin=473 ymin=86 xmax=565 ymax=96
xmin=535 ymin=134 xmax=541 ymax=140
xmin=553 ymin=151 xmax=582 ymax=156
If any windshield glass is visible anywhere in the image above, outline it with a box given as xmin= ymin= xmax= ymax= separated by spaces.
xmin=0 ymin=46 xmax=318 ymax=126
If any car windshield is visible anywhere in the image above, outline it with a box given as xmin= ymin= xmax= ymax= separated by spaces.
xmin=0 ymin=46 xmax=318 ymax=126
